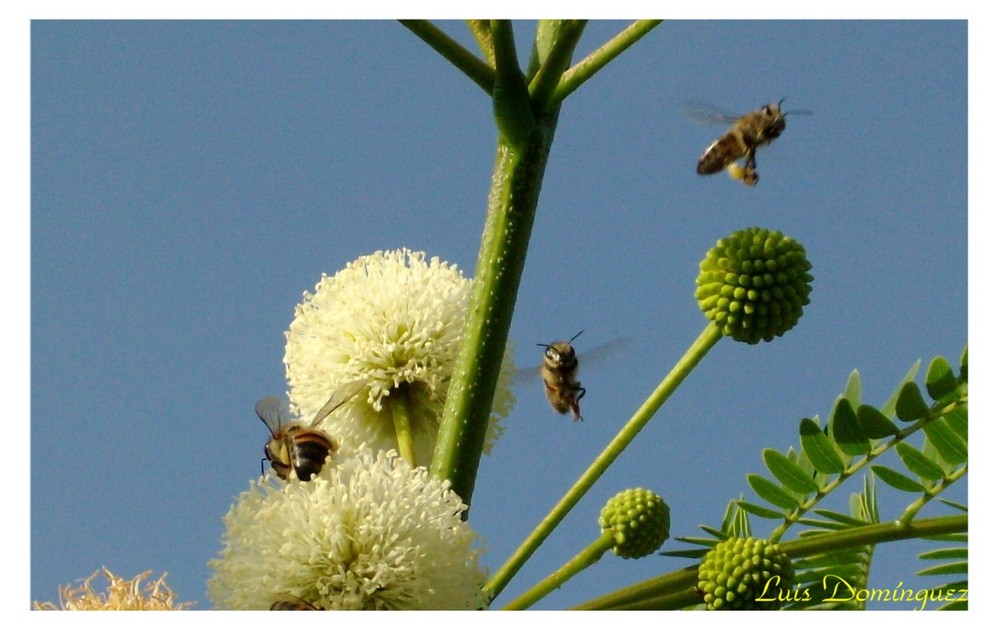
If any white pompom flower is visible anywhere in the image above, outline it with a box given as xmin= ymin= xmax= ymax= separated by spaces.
xmin=208 ymin=447 xmax=489 ymax=610
xmin=284 ymin=249 xmax=513 ymax=466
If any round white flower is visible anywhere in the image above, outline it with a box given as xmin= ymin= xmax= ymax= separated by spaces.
xmin=208 ymin=448 xmax=488 ymax=610
xmin=284 ymin=249 xmax=513 ymax=465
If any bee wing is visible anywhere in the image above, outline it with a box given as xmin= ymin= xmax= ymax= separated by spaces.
xmin=515 ymin=361 xmax=544 ymax=385
xmin=255 ymin=395 xmax=287 ymax=435
xmin=310 ymin=379 xmax=367 ymax=426
xmin=577 ymin=336 xmax=632 ymax=367
xmin=682 ymin=101 xmax=740 ymax=125
xmin=514 ymin=336 xmax=632 ymax=384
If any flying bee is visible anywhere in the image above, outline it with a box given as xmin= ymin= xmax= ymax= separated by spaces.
xmin=256 ymin=395 xmax=339 ymax=482
xmin=692 ymin=99 xmax=810 ymax=186
xmin=270 ymin=595 xmax=323 ymax=610
xmin=538 ymin=330 xmax=588 ymax=421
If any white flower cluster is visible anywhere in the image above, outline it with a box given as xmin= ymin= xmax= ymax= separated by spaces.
xmin=208 ymin=448 xmax=488 ymax=610
xmin=211 ymin=249 xmax=511 ymax=610
xmin=284 ymin=248 xmax=513 ymax=465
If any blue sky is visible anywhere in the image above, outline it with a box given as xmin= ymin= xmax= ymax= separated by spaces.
xmin=26 ymin=18 xmax=974 ymax=613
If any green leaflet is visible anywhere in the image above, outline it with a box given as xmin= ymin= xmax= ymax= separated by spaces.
xmin=843 ymin=369 xmax=862 ymax=408
xmin=895 ymin=381 xmax=930 ymax=421
xmin=856 ymin=404 xmax=899 ymax=439
xmin=880 ymin=359 xmax=921 ymax=418
xmin=896 ymin=442 xmax=946 ymax=481
xmin=763 ymin=448 xmax=819 ymax=494
xmin=944 ymin=407 xmax=968 ymax=442
xmin=918 ymin=547 xmax=968 ymax=560
xmin=871 ymin=464 xmax=925 ymax=492
xmin=832 ymin=398 xmax=871 ymax=456
xmin=925 ymin=356 xmax=958 ymax=401
xmin=737 ymin=500 xmax=785 ymax=520
xmin=747 ymin=473 xmax=800 ymax=510
xmin=923 ymin=417 xmax=968 ymax=465
xmin=799 ymin=418 xmax=845 ymax=474
xmin=917 ymin=561 xmax=968 ymax=576
xmin=812 ymin=508 xmax=868 ymax=527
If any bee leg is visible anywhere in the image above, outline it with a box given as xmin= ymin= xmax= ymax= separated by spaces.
xmin=575 ymin=386 xmax=586 ymax=402
xmin=741 ymin=150 xmax=759 ymax=186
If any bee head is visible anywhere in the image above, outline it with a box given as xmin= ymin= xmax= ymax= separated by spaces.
xmin=537 ymin=330 xmax=585 ymax=365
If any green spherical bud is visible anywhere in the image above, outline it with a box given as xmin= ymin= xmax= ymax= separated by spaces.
xmin=697 ymin=537 xmax=794 ymax=610
xmin=695 ymin=227 xmax=813 ymax=344
xmin=598 ymin=488 xmax=670 ymax=559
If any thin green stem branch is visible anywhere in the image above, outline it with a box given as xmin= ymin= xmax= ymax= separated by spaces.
xmin=484 ymin=323 xmax=724 ymax=602
xmin=900 ymin=463 xmax=968 ymax=524
xmin=466 ymin=20 xmax=494 ymax=66
xmin=388 ymin=389 xmax=416 ymax=467
xmin=399 ymin=20 xmax=494 ymax=95
xmin=527 ymin=20 xmax=587 ymax=110
xmin=547 ymin=20 xmax=663 ymax=108
xmin=502 ymin=532 xmax=615 ymax=610
xmin=572 ymin=513 xmax=968 ymax=610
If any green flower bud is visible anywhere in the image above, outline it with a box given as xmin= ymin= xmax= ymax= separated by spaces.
xmin=695 ymin=227 xmax=813 ymax=344
xmin=598 ymin=488 xmax=670 ymax=559
xmin=697 ymin=537 xmax=794 ymax=610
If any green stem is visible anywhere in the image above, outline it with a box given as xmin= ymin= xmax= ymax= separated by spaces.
xmin=389 ymin=389 xmax=416 ymax=467
xmin=490 ymin=20 xmax=534 ymax=148
xmin=525 ymin=20 xmax=561 ymax=82
xmin=527 ymin=20 xmax=587 ymax=110
xmin=501 ymin=532 xmax=615 ymax=610
xmin=547 ymin=20 xmax=663 ymax=108
xmin=484 ymin=322 xmax=724 ymax=602
xmin=430 ymin=107 xmax=560 ymax=505
xmin=398 ymin=20 xmax=494 ymax=95
xmin=466 ymin=20 xmax=494 ymax=66
xmin=900 ymin=463 xmax=968 ymax=524
xmin=572 ymin=513 xmax=968 ymax=610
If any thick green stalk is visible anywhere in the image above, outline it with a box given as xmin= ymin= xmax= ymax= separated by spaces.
xmin=430 ymin=125 xmax=557 ymax=506
xmin=501 ymin=531 xmax=615 ymax=610
xmin=572 ymin=513 xmax=968 ymax=610
xmin=431 ymin=21 xmax=569 ymax=510
xmin=484 ymin=323 xmax=724 ymax=601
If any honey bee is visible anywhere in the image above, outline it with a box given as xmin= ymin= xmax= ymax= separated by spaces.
xmin=537 ymin=330 xmax=587 ymax=421
xmin=693 ymin=99 xmax=809 ymax=186
xmin=256 ymin=395 xmax=338 ymax=482
xmin=270 ymin=596 xmax=323 ymax=610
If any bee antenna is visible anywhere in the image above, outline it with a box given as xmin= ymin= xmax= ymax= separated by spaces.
xmin=569 ymin=330 xmax=585 ymax=343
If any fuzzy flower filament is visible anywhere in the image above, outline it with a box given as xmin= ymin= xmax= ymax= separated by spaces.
xmin=208 ymin=447 xmax=488 ymax=610
xmin=284 ymin=249 xmax=514 ymax=466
